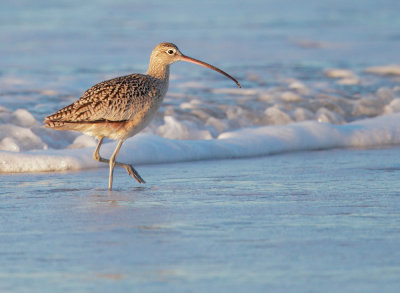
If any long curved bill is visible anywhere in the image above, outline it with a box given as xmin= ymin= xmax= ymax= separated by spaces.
xmin=180 ymin=55 xmax=241 ymax=88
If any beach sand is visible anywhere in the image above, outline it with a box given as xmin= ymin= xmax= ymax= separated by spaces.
xmin=1 ymin=147 xmax=400 ymax=292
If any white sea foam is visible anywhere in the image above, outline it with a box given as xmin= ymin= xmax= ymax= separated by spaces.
xmin=324 ymin=69 xmax=356 ymax=79
xmin=1 ymin=113 xmax=400 ymax=173
xmin=365 ymin=65 xmax=400 ymax=76
xmin=1 ymin=62 xmax=400 ymax=174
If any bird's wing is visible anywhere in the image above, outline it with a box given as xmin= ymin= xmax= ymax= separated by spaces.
xmin=45 ymin=74 xmax=160 ymax=123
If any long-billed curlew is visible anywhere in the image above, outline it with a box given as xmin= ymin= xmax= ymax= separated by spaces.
xmin=44 ymin=42 xmax=241 ymax=190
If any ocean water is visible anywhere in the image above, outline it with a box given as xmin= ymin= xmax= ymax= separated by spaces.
xmin=1 ymin=149 xmax=400 ymax=292
xmin=1 ymin=0 xmax=400 ymax=292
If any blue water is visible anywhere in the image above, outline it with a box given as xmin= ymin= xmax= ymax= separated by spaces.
xmin=1 ymin=148 xmax=400 ymax=292
xmin=2 ymin=0 xmax=400 ymax=69
xmin=1 ymin=0 xmax=400 ymax=292
xmin=1 ymin=0 xmax=400 ymax=123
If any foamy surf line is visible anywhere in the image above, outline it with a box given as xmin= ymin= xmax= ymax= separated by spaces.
xmin=1 ymin=113 xmax=400 ymax=173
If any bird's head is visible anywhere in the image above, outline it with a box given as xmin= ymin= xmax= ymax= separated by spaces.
xmin=149 ymin=42 xmax=241 ymax=88
xmin=150 ymin=42 xmax=183 ymax=65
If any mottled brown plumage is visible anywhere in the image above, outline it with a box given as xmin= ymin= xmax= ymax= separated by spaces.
xmin=44 ymin=42 xmax=241 ymax=190
xmin=45 ymin=73 xmax=166 ymax=140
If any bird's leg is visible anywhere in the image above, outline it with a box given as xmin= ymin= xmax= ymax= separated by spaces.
xmin=108 ymin=141 xmax=121 ymax=191
xmin=93 ymin=138 xmax=145 ymax=190
xmin=93 ymin=137 xmax=105 ymax=162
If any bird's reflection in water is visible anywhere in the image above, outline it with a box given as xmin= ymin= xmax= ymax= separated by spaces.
xmin=88 ymin=185 xmax=158 ymax=208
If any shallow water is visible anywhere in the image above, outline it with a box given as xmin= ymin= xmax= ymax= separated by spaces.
xmin=1 ymin=148 xmax=400 ymax=292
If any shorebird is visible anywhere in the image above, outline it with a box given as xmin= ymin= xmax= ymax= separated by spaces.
xmin=44 ymin=42 xmax=241 ymax=190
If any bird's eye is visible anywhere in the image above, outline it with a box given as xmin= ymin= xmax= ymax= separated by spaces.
xmin=166 ymin=49 xmax=175 ymax=55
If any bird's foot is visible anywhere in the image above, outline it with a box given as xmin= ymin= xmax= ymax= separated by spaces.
xmin=124 ymin=165 xmax=146 ymax=184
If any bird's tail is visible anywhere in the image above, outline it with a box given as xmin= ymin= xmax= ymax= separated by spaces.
xmin=43 ymin=119 xmax=77 ymax=131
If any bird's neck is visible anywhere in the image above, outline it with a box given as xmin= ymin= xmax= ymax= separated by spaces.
xmin=147 ymin=61 xmax=170 ymax=81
